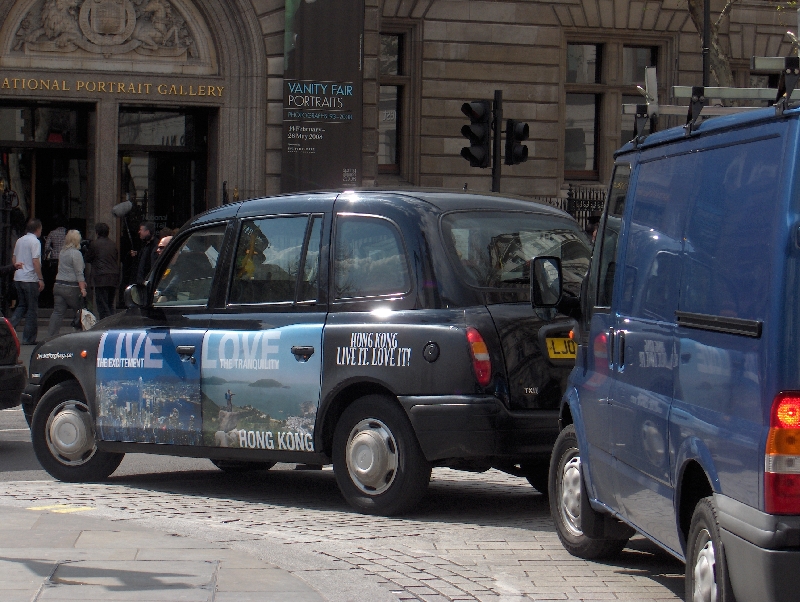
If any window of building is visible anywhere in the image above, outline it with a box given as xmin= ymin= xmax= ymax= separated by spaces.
xmin=0 ymin=103 xmax=90 ymax=240
xmin=564 ymin=42 xmax=659 ymax=181
xmin=379 ymin=33 xmax=405 ymax=174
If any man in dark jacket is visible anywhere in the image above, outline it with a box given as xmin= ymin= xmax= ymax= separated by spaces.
xmin=85 ymin=222 xmax=119 ymax=320
xmin=134 ymin=221 xmax=158 ymax=285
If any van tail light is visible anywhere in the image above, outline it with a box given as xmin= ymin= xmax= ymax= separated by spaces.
xmin=466 ymin=327 xmax=492 ymax=387
xmin=765 ymin=392 xmax=800 ymax=514
xmin=3 ymin=318 xmax=19 ymax=359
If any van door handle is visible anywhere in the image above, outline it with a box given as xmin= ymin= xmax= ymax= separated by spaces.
xmin=176 ymin=345 xmax=196 ymax=364
xmin=618 ymin=332 xmax=625 ymax=367
xmin=291 ymin=346 xmax=315 ymax=362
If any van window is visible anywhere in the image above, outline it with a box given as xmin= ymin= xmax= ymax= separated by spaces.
xmin=619 ymin=157 xmax=689 ymax=321
xmin=153 ymin=225 xmax=227 ymax=306
xmin=596 ymin=164 xmax=630 ymax=307
xmin=681 ymin=135 xmax=782 ymax=320
xmin=441 ymin=211 xmax=590 ymax=295
xmin=334 ymin=215 xmax=410 ymax=299
xmin=229 ymin=215 xmax=321 ymax=304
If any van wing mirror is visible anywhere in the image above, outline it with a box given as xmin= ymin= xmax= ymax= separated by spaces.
xmin=531 ymin=256 xmax=563 ymax=308
xmin=124 ymin=283 xmax=147 ymax=309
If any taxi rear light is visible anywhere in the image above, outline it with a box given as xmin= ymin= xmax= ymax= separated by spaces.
xmin=466 ymin=327 xmax=491 ymax=387
xmin=3 ymin=318 xmax=19 ymax=358
xmin=765 ymin=392 xmax=800 ymax=514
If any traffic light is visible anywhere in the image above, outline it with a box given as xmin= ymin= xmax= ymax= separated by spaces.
xmin=460 ymin=100 xmax=492 ymax=168
xmin=504 ymin=119 xmax=529 ymax=165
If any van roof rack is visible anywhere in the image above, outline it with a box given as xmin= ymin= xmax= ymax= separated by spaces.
xmin=623 ymin=56 xmax=800 ymax=144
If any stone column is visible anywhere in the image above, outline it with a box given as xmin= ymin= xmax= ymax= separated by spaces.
xmin=92 ymin=99 xmax=118 ymax=239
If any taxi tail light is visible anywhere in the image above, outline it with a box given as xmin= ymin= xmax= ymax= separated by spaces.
xmin=3 ymin=318 xmax=19 ymax=359
xmin=466 ymin=327 xmax=492 ymax=387
xmin=764 ymin=392 xmax=800 ymax=514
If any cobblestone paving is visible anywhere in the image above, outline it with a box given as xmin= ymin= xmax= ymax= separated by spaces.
xmin=0 ymin=466 xmax=684 ymax=601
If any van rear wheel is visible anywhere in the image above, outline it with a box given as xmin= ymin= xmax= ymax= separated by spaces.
xmin=333 ymin=395 xmax=431 ymax=516
xmin=31 ymin=381 xmax=124 ymax=482
xmin=549 ymin=425 xmax=628 ymax=559
xmin=685 ymin=497 xmax=735 ymax=602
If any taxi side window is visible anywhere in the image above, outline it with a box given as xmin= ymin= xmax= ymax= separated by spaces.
xmin=229 ymin=215 xmax=322 ymax=304
xmin=153 ymin=225 xmax=227 ymax=306
xmin=334 ymin=215 xmax=410 ymax=299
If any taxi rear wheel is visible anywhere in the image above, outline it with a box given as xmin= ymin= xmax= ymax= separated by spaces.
xmin=211 ymin=459 xmax=276 ymax=473
xmin=333 ymin=395 xmax=431 ymax=516
xmin=31 ymin=381 xmax=124 ymax=482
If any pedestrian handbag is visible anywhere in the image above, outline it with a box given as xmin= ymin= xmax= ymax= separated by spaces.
xmin=72 ymin=298 xmax=97 ymax=331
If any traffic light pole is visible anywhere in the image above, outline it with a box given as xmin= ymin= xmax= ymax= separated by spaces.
xmin=492 ymin=89 xmax=502 ymax=192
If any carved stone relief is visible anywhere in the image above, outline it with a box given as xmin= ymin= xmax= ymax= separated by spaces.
xmin=13 ymin=0 xmax=197 ymax=59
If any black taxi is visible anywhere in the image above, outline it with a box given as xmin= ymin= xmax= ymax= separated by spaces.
xmin=23 ymin=190 xmax=590 ymax=515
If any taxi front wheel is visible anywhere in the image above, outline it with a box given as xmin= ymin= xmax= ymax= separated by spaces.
xmin=333 ymin=395 xmax=431 ymax=516
xmin=31 ymin=381 xmax=124 ymax=482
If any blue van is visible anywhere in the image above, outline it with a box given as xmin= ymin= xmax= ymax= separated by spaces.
xmin=534 ymin=105 xmax=800 ymax=602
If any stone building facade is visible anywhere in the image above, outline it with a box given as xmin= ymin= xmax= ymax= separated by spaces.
xmin=0 ymin=0 xmax=790 ymax=242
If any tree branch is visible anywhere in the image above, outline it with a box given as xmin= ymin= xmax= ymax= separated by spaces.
xmin=716 ymin=0 xmax=741 ymax=29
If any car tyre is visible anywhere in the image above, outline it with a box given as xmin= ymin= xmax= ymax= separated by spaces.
xmin=31 ymin=381 xmax=124 ymax=482
xmin=685 ymin=497 xmax=735 ymax=602
xmin=549 ymin=424 xmax=628 ymax=559
xmin=211 ymin=459 xmax=276 ymax=472
xmin=333 ymin=394 xmax=431 ymax=516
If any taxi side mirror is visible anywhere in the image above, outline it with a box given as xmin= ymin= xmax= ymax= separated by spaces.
xmin=124 ymin=283 xmax=147 ymax=309
xmin=531 ymin=256 xmax=562 ymax=308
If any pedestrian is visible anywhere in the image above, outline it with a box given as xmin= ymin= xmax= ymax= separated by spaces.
xmin=133 ymin=221 xmax=158 ymax=284
xmin=44 ymin=217 xmax=67 ymax=263
xmin=42 ymin=216 xmax=67 ymax=306
xmin=47 ymin=230 xmax=87 ymax=338
xmin=155 ymin=235 xmax=172 ymax=256
xmin=85 ymin=222 xmax=119 ymax=321
xmin=11 ymin=218 xmax=44 ymax=345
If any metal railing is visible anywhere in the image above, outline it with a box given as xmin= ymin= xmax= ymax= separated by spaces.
xmin=532 ymin=184 xmax=606 ymax=233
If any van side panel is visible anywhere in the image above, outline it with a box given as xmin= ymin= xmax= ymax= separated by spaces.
xmin=673 ymin=130 xmax=786 ymax=510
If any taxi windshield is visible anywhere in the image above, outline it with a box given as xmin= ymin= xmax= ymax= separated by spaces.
xmin=441 ymin=211 xmax=591 ymax=294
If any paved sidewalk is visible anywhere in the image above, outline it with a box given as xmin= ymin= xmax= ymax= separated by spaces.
xmin=0 ymin=504 xmax=325 ymax=601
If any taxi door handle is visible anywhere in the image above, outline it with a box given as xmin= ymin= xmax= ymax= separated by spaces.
xmin=176 ymin=345 xmax=196 ymax=364
xmin=291 ymin=346 xmax=315 ymax=362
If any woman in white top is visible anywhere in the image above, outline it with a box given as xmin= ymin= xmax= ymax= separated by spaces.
xmin=47 ymin=230 xmax=87 ymax=338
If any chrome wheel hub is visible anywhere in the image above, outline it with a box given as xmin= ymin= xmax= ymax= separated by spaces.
xmin=345 ymin=418 xmax=398 ymax=495
xmin=46 ymin=400 xmax=96 ymax=466
xmin=560 ymin=453 xmax=583 ymax=536
xmin=693 ymin=532 xmax=717 ymax=602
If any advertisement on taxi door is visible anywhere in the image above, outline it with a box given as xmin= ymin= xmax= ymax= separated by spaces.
xmin=200 ymin=327 xmax=322 ymax=452
xmin=95 ymin=327 xmax=322 ymax=451
xmin=95 ymin=330 xmax=204 ymax=445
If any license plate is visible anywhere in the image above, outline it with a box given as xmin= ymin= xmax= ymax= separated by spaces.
xmin=546 ymin=337 xmax=577 ymax=360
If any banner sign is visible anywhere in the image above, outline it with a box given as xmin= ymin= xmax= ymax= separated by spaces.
xmin=281 ymin=0 xmax=364 ymax=192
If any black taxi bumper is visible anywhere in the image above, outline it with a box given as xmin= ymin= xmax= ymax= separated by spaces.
xmin=716 ymin=493 xmax=800 ymax=602
xmin=0 ymin=363 xmax=27 ymax=410
xmin=398 ymin=395 xmax=559 ymax=462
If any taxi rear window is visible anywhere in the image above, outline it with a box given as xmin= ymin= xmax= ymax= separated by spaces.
xmin=441 ymin=211 xmax=591 ymax=293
